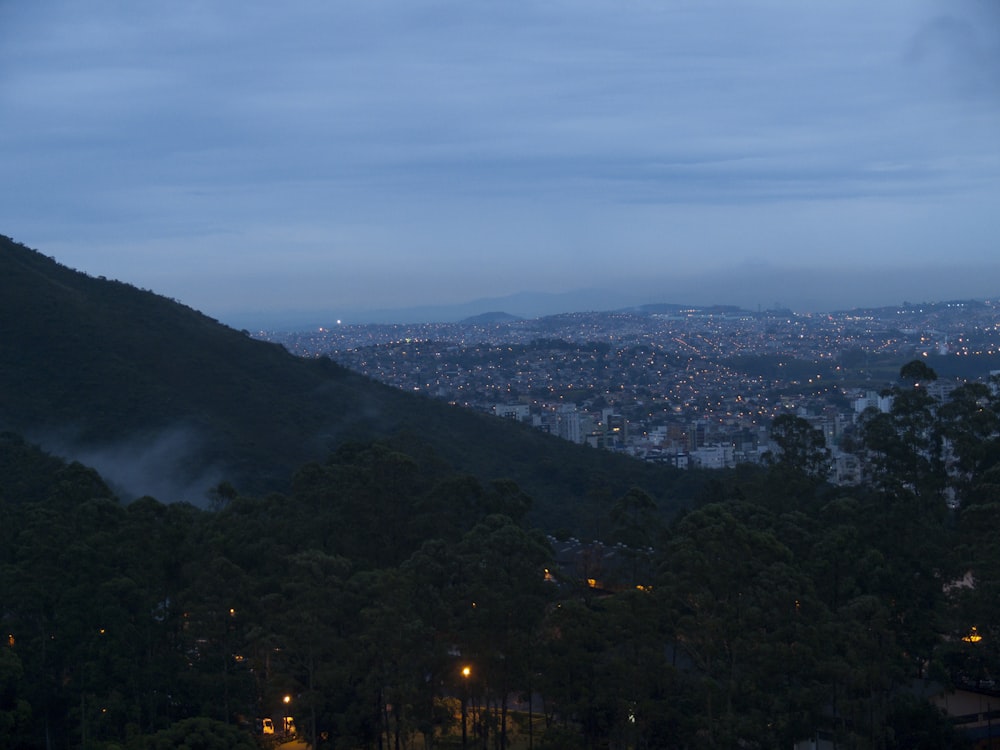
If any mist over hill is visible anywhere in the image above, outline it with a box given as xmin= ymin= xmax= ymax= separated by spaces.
xmin=0 ymin=234 xmax=690 ymax=529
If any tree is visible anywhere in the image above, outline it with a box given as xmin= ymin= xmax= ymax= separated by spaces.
xmin=454 ymin=516 xmax=553 ymax=750
xmin=268 ymin=549 xmax=351 ymax=750
xmin=765 ymin=414 xmax=830 ymax=482
xmin=899 ymin=360 xmax=938 ymax=385
xmin=537 ymin=598 xmax=619 ymax=749
xmin=609 ymin=487 xmax=661 ymax=588
xmin=0 ymin=646 xmax=31 ymax=749
xmin=658 ymin=503 xmax=823 ymax=747
xmin=351 ymin=567 xmax=443 ymax=750
xmin=857 ymin=362 xmax=944 ymax=500
xmin=143 ymin=716 xmax=257 ymax=750
xmin=937 ymin=382 xmax=1000 ymax=508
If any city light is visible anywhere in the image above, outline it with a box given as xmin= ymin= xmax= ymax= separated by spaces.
xmin=962 ymin=627 xmax=983 ymax=644
xmin=259 ymin=301 xmax=1000 ymax=478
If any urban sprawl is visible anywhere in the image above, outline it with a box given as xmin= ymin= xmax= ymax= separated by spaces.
xmin=257 ymin=299 xmax=1000 ymax=485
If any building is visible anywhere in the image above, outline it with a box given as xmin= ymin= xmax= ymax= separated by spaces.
xmin=494 ymin=403 xmax=530 ymax=421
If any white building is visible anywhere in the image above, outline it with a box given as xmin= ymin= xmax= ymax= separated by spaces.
xmin=494 ymin=403 xmax=530 ymax=421
xmin=690 ymin=444 xmax=735 ymax=469
xmin=556 ymin=407 xmax=583 ymax=444
xmin=853 ymin=390 xmax=893 ymax=417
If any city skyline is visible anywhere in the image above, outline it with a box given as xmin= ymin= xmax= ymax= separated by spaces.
xmin=2 ymin=1 xmax=999 ymax=325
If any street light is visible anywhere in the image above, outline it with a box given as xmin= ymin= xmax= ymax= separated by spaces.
xmin=461 ymin=666 xmax=471 ymax=750
xmin=282 ymin=695 xmax=294 ymax=737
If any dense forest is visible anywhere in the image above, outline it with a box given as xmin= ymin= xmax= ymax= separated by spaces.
xmin=4 ymin=361 xmax=1000 ymax=749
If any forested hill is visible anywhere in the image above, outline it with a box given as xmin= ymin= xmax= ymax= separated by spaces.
xmin=0 ymin=234 xmax=690 ymax=527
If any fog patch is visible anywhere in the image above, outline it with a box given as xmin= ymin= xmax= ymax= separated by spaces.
xmin=36 ymin=424 xmax=227 ymax=507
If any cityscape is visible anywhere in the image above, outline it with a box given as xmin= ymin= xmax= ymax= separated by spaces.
xmin=257 ymin=297 xmax=1000 ymax=482
xmin=5 ymin=0 xmax=1000 ymax=744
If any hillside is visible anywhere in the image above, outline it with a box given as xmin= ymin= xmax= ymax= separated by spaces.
xmin=0 ymin=235 xmax=695 ymax=529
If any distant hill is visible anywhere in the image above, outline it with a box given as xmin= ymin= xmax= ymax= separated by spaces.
xmin=231 ymin=288 xmax=640 ymax=328
xmin=459 ymin=311 xmax=522 ymax=324
xmin=0 ymin=235 xmax=696 ymax=532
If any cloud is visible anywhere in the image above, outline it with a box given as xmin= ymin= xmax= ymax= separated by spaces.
xmin=905 ymin=0 xmax=1000 ymax=98
xmin=1 ymin=1 xmax=998 ymax=319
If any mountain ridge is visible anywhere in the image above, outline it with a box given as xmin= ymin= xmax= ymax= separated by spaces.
xmin=0 ymin=234 xmax=689 ymax=531
xmin=224 ymin=286 xmax=1000 ymax=331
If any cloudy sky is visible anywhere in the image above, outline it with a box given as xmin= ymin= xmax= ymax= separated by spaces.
xmin=2 ymin=1 xmax=998 ymax=323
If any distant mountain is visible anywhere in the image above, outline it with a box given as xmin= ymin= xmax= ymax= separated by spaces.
xmin=229 ymin=288 xmax=643 ymax=329
xmin=0 ymin=235 xmax=691 ymax=531
xmin=459 ymin=311 xmax=523 ymax=325
xmin=220 ymin=261 xmax=1000 ymax=330
xmin=623 ymin=303 xmax=750 ymax=316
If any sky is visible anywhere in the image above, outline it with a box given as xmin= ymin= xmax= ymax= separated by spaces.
xmin=1 ymin=1 xmax=999 ymax=324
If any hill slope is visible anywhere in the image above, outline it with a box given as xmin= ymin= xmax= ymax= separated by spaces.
xmin=0 ymin=235 xmax=695 ymax=530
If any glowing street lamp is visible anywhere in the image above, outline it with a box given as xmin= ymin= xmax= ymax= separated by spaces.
xmin=461 ymin=666 xmax=472 ymax=749
xmin=281 ymin=695 xmax=295 ymax=738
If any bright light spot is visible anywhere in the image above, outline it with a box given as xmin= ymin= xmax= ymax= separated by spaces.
xmin=963 ymin=627 xmax=983 ymax=643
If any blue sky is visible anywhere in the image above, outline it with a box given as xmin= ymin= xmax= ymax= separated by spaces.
xmin=2 ymin=1 xmax=999 ymax=323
